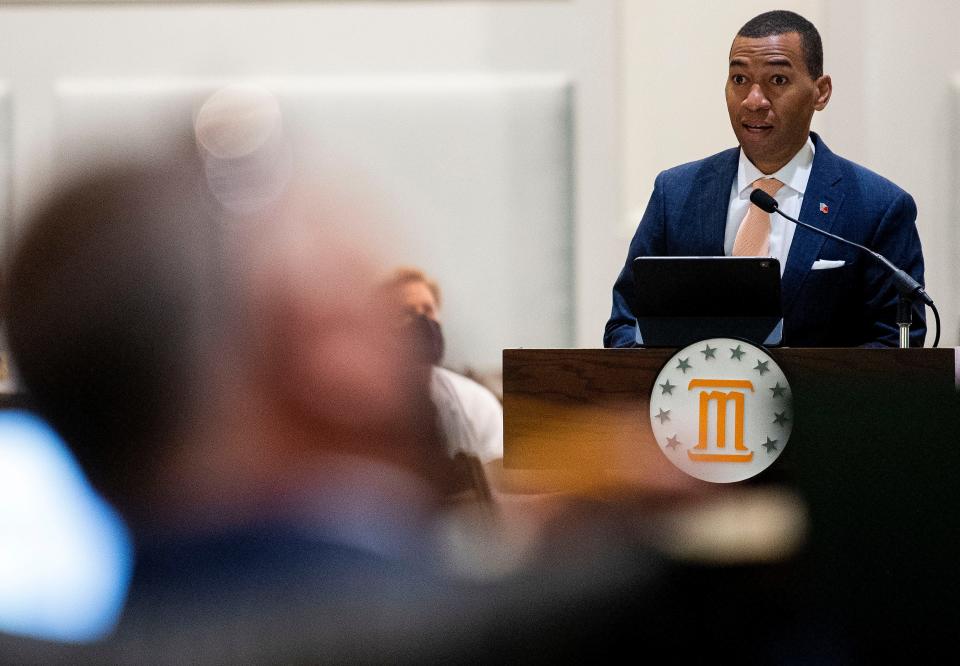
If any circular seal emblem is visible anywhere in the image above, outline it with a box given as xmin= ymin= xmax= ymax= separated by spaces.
xmin=649 ymin=338 xmax=792 ymax=483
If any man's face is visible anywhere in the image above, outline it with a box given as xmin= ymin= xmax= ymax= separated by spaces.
xmin=398 ymin=280 xmax=440 ymax=324
xmin=725 ymin=32 xmax=831 ymax=174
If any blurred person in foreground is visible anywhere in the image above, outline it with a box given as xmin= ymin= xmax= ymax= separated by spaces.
xmin=0 ymin=135 xmax=682 ymax=662
xmin=0 ymin=137 xmax=468 ymax=661
xmin=382 ymin=267 xmax=503 ymax=467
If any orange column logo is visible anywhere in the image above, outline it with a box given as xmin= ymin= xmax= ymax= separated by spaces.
xmin=687 ymin=379 xmax=754 ymax=463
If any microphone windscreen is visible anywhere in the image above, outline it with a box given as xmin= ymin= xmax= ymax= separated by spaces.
xmin=750 ymin=188 xmax=779 ymax=213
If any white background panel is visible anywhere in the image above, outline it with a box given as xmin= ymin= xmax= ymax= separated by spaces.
xmin=56 ymin=77 xmax=574 ymax=369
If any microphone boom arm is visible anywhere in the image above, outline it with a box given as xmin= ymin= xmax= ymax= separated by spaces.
xmin=749 ymin=187 xmax=937 ymax=347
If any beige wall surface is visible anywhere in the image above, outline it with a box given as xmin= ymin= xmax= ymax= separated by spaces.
xmin=0 ymin=0 xmax=620 ymax=370
xmin=620 ymin=0 xmax=823 ymax=232
xmin=621 ymin=0 xmax=959 ymax=346
xmin=822 ymin=0 xmax=960 ymax=347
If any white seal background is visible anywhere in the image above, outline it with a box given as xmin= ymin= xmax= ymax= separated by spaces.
xmin=649 ymin=338 xmax=792 ymax=483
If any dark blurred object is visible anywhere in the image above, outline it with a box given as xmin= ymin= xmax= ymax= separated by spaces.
xmin=790 ymin=361 xmax=960 ymax=662
xmin=4 ymin=150 xmax=223 ymax=518
xmin=0 ymin=392 xmax=31 ymax=410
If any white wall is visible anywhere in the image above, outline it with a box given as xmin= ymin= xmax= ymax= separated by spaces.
xmin=1 ymin=0 xmax=956 ymax=370
xmin=0 ymin=0 xmax=620 ymax=372
xmin=821 ymin=0 xmax=960 ymax=346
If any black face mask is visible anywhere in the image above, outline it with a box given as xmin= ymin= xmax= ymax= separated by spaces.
xmin=405 ymin=314 xmax=445 ymax=366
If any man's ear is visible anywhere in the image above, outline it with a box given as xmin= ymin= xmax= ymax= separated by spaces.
xmin=814 ymin=74 xmax=832 ymax=111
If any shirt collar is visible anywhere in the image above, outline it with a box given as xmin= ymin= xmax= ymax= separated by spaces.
xmin=737 ymin=136 xmax=815 ymax=198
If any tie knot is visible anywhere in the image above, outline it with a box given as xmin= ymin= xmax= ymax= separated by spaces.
xmin=753 ymin=178 xmax=784 ymax=197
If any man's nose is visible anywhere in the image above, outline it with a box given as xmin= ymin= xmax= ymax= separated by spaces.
xmin=743 ymin=84 xmax=771 ymax=111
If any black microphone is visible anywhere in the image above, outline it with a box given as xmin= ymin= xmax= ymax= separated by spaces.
xmin=749 ymin=188 xmax=933 ymax=307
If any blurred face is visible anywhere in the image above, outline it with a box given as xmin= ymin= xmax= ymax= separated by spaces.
xmin=725 ymin=32 xmax=831 ymax=174
xmin=398 ymin=280 xmax=440 ymax=324
xmin=243 ymin=193 xmax=428 ymax=441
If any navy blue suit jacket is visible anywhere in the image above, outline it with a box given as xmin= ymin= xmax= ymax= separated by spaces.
xmin=604 ymin=133 xmax=926 ymax=348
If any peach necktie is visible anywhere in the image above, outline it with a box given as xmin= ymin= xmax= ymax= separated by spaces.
xmin=732 ymin=178 xmax=784 ymax=256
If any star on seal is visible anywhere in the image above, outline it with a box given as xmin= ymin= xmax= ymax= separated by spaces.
xmin=665 ymin=435 xmax=682 ymax=450
xmin=659 ymin=379 xmax=675 ymax=395
xmin=769 ymin=382 xmax=787 ymax=398
xmin=676 ymin=358 xmax=691 ymax=373
xmin=773 ymin=411 xmax=789 ymax=426
xmin=655 ymin=408 xmax=671 ymax=424
xmin=730 ymin=345 xmax=746 ymax=361
xmin=762 ymin=437 xmax=779 ymax=453
xmin=700 ymin=344 xmax=717 ymax=360
xmin=754 ymin=360 xmax=770 ymax=376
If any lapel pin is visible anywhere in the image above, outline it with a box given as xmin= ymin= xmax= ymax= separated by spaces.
xmin=819 ymin=202 xmax=829 ymax=214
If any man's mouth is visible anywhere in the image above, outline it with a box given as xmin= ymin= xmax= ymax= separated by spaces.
xmin=742 ymin=122 xmax=773 ymax=133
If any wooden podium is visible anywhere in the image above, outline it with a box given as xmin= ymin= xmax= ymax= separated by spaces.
xmin=502 ymin=346 xmax=960 ymax=656
xmin=503 ymin=347 xmax=956 ymax=475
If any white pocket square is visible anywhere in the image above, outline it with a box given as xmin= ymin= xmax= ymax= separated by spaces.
xmin=811 ymin=259 xmax=845 ymax=270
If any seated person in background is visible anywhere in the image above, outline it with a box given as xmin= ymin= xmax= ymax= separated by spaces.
xmin=382 ymin=267 xmax=503 ymax=466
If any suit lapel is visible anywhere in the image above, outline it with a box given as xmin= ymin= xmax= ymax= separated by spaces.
xmin=780 ymin=134 xmax=846 ymax=314
xmin=698 ymin=148 xmax=739 ymax=255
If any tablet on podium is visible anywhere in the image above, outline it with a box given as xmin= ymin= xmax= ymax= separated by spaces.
xmin=630 ymin=256 xmax=782 ymax=347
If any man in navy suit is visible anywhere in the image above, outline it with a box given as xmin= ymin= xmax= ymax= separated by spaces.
xmin=604 ymin=10 xmax=925 ymax=348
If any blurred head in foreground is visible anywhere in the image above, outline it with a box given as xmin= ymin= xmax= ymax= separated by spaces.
xmin=4 ymin=133 xmax=449 ymax=539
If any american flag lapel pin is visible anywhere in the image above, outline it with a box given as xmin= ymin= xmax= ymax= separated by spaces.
xmin=819 ymin=202 xmax=829 ymax=214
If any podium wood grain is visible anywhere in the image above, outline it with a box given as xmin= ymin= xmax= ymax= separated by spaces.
xmin=503 ymin=347 xmax=955 ymax=470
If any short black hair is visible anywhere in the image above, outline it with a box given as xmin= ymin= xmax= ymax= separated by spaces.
xmin=737 ymin=10 xmax=823 ymax=79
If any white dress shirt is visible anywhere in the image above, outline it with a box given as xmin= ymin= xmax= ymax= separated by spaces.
xmin=724 ymin=137 xmax=816 ymax=274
